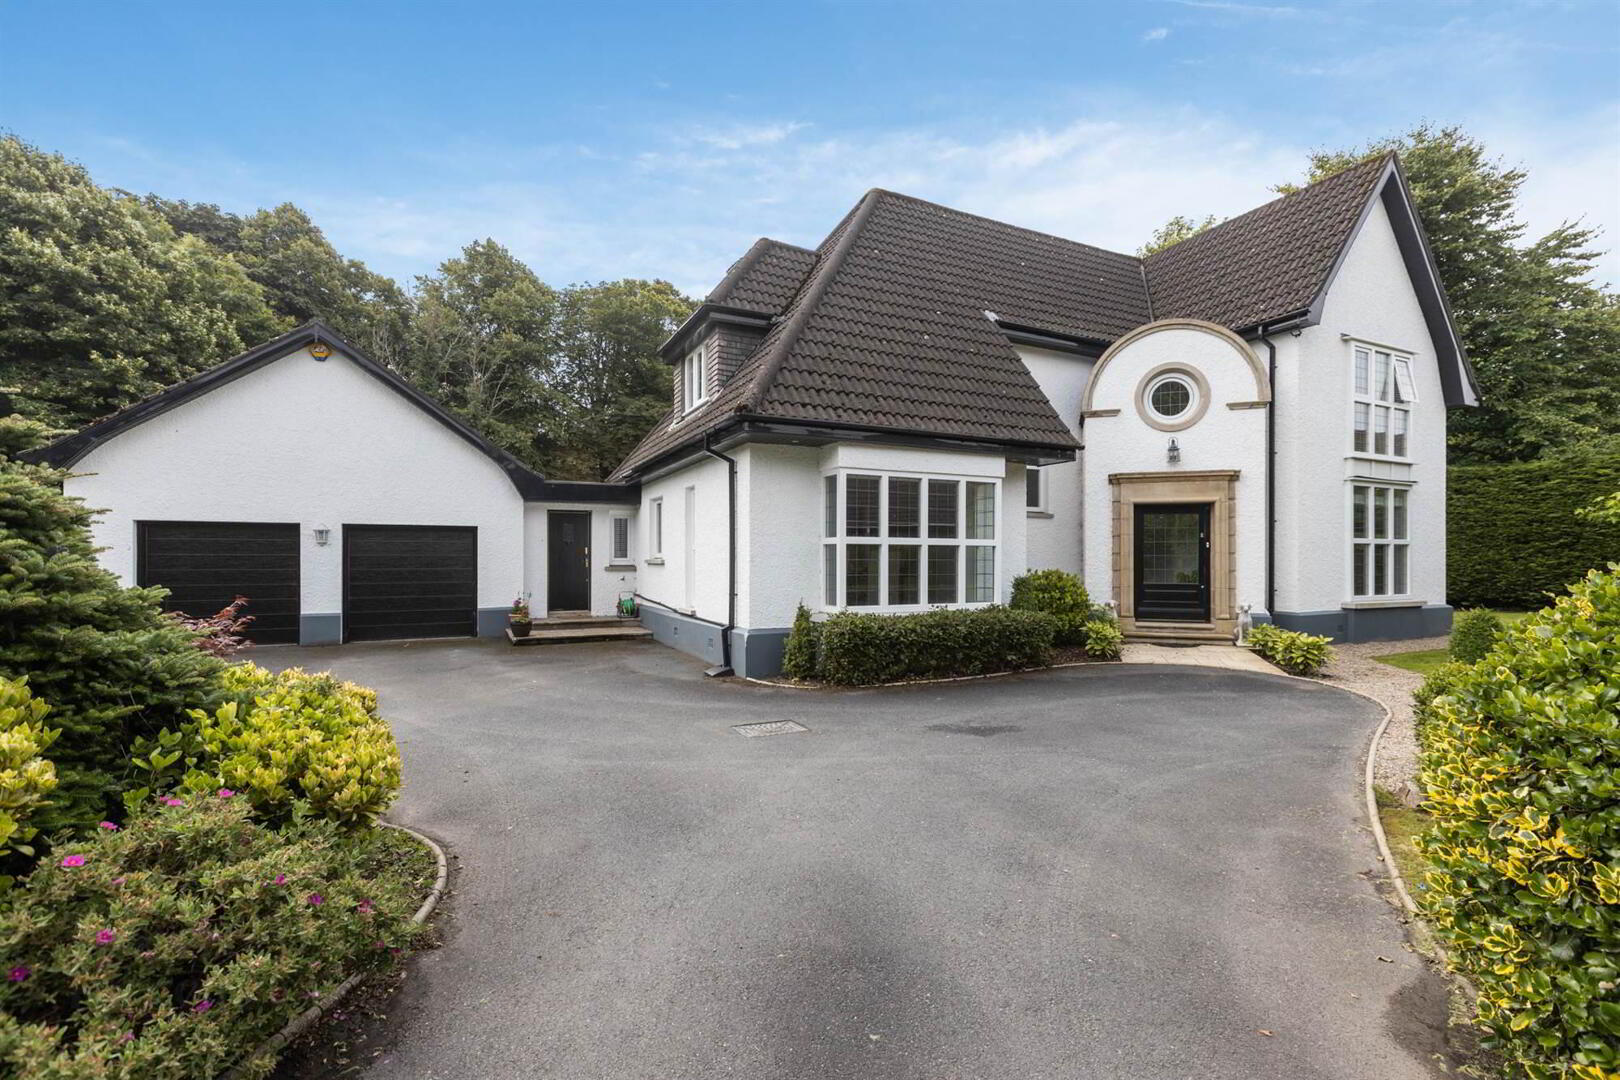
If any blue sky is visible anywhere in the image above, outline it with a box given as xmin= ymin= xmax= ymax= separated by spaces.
xmin=4 ymin=0 xmax=1617 ymax=293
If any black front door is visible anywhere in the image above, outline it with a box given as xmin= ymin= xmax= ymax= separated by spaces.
xmin=547 ymin=511 xmax=591 ymax=612
xmin=1134 ymin=503 xmax=1211 ymax=622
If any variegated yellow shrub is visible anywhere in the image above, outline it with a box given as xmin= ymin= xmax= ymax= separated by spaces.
xmin=164 ymin=665 xmax=401 ymax=826
xmin=0 ymin=675 xmax=59 ymax=873
xmin=1416 ymin=566 xmax=1620 ymax=1078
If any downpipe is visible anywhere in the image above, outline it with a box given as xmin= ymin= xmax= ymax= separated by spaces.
xmin=702 ymin=433 xmax=737 ymax=677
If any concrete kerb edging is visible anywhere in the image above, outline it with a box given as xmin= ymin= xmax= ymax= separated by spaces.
xmin=218 ymin=821 xmax=450 ymax=1080
xmin=743 ymin=659 xmax=1109 ymax=690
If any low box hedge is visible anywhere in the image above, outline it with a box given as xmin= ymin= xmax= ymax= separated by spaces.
xmin=813 ymin=607 xmax=1057 ymax=686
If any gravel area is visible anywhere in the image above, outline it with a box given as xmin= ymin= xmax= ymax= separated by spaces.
xmin=1318 ymin=635 xmax=1449 ymax=801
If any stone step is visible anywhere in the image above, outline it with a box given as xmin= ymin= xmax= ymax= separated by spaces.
xmin=529 ymin=614 xmax=637 ymax=630
xmin=1125 ymin=626 xmax=1233 ymax=645
xmin=507 ymin=624 xmax=651 ymax=646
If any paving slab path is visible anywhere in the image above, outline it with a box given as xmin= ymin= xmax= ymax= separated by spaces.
xmin=269 ymin=639 xmax=1457 ymax=1080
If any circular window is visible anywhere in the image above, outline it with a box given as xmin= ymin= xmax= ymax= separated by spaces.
xmin=1149 ymin=377 xmax=1193 ymax=417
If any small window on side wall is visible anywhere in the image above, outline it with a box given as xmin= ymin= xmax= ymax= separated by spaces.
xmin=648 ymin=498 xmax=664 ymax=558
xmin=611 ymin=517 xmax=630 ymax=562
xmin=1025 ymin=466 xmax=1046 ymax=512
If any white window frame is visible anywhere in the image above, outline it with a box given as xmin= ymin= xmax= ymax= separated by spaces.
xmin=820 ymin=469 xmax=1000 ymax=612
xmin=1347 ymin=481 xmax=1412 ymax=600
xmin=680 ymin=347 xmax=708 ymax=414
xmin=1350 ymin=341 xmax=1416 ymax=460
xmin=609 ymin=513 xmax=633 ymax=565
xmin=1025 ymin=465 xmax=1049 ymax=515
xmin=646 ymin=497 xmax=664 ymax=562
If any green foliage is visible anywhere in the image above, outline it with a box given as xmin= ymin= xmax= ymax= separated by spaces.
xmin=781 ymin=603 xmax=820 ymax=681
xmin=1138 ymin=213 xmax=1217 ymax=256
xmin=0 ymin=457 xmax=225 ymax=833
xmin=1410 ymin=660 xmax=1471 ymax=751
xmin=1279 ymin=125 xmax=1620 ymax=463
xmin=1449 ymin=448 xmax=1620 ymax=609
xmin=1081 ymin=619 xmax=1123 ymax=660
xmin=1008 ymin=569 xmax=1091 ymax=646
xmin=1246 ymin=624 xmax=1334 ymax=676
xmin=1449 ymin=608 xmax=1503 ymax=663
xmin=0 ymin=796 xmax=428 ymax=1079
xmin=1578 ymin=490 xmax=1620 ymax=526
xmin=1415 ymin=566 xmax=1620 ymax=1077
xmin=127 ymin=666 xmax=400 ymax=828
xmin=814 ymin=608 xmax=1056 ymax=686
xmin=0 ymin=676 xmax=59 ymax=873
xmin=0 ymin=135 xmax=284 ymax=429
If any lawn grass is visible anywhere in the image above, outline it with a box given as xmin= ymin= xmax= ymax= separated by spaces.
xmin=1371 ymin=609 xmax=1532 ymax=674
xmin=1373 ymin=786 xmax=1433 ymax=897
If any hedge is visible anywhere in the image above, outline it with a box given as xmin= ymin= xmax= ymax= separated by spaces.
xmin=814 ymin=607 xmax=1056 ymax=686
xmin=1449 ymin=450 xmax=1620 ymax=609
xmin=1416 ymin=565 xmax=1620 ymax=1077
xmin=1008 ymin=569 xmax=1090 ymax=646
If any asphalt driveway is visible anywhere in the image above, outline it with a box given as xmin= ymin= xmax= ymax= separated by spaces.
xmin=270 ymin=639 xmax=1452 ymax=1080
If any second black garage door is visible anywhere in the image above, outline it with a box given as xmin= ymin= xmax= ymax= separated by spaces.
xmin=343 ymin=525 xmax=477 ymax=642
xmin=136 ymin=521 xmax=301 ymax=644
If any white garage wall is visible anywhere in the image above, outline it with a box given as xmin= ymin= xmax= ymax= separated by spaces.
xmin=521 ymin=503 xmax=639 ymax=619
xmin=66 ymin=345 xmax=526 ymax=637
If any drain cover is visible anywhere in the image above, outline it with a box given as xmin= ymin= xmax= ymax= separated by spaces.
xmin=732 ymin=720 xmax=809 ymax=737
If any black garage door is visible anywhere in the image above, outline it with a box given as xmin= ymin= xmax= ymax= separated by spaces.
xmin=343 ymin=525 xmax=477 ymax=642
xmin=136 ymin=521 xmax=301 ymax=644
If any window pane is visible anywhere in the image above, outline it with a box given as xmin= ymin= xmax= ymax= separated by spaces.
xmin=1353 ymin=486 xmax=1369 ymax=539
xmin=888 ymin=477 xmax=920 ymax=537
xmin=1393 ymin=409 xmax=1409 ymax=458
xmin=1374 ymin=487 xmax=1389 ymax=539
xmin=1354 ymin=403 xmax=1369 ymax=453
xmin=1353 ymin=543 xmax=1369 ymax=596
xmin=1026 ymin=467 xmax=1042 ymax=509
xmin=1354 ymin=348 xmax=1370 ymax=396
xmin=823 ymin=475 xmax=837 ymax=538
xmin=1392 ymin=489 xmax=1408 ymax=540
xmin=927 ymin=545 xmax=958 ymax=604
xmin=965 ymin=546 xmax=994 ymax=602
xmin=1375 ymin=352 xmax=1391 ymax=401
xmin=1393 ymin=357 xmax=1416 ymax=403
xmin=888 ymin=545 xmax=920 ymax=605
xmin=928 ymin=480 xmax=959 ymax=538
xmin=1374 ymin=406 xmax=1389 ymax=455
xmin=824 ymin=544 xmax=837 ymax=606
xmin=845 ymin=475 xmax=879 ymax=537
xmin=846 ymin=544 xmax=880 ymax=606
xmin=651 ymin=501 xmax=662 ymax=554
xmin=966 ymin=482 xmax=995 ymax=539
xmin=612 ymin=517 xmax=629 ymax=561
xmin=1393 ymin=544 xmax=1409 ymax=595
xmin=1374 ymin=542 xmax=1388 ymax=595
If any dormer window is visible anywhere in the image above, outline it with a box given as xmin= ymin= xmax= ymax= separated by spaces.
xmin=681 ymin=347 xmax=709 ymax=413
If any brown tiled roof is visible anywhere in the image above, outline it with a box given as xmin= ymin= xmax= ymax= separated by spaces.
xmin=706 ymin=237 xmax=816 ymax=313
xmin=612 ymin=157 xmax=1396 ymax=479
xmin=1143 ymin=153 xmax=1390 ymax=329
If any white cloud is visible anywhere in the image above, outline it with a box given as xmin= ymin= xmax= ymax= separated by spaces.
xmin=687 ymin=121 xmax=809 ymax=151
xmin=1165 ymin=1 xmax=1306 ymax=17
xmin=1143 ymin=26 xmax=1171 ymax=41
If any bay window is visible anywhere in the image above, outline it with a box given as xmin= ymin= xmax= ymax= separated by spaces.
xmin=1352 ymin=344 xmax=1415 ymax=458
xmin=1350 ymin=483 xmax=1410 ymax=598
xmin=823 ymin=471 xmax=998 ymax=609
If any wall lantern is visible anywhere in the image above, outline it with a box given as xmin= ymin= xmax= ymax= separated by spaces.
xmin=1167 ymin=437 xmax=1181 ymax=464
xmin=314 ymin=527 xmax=331 ymax=547
xmin=310 ymin=342 xmax=332 ymax=360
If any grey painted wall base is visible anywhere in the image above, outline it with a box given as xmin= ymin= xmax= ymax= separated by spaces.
xmin=638 ymin=601 xmax=728 ymax=668
xmin=475 ymin=607 xmax=510 ymax=638
xmin=732 ymin=626 xmax=791 ymax=679
xmin=299 ymin=613 xmax=342 ymax=646
xmin=1274 ymin=604 xmax=1453 ymax=643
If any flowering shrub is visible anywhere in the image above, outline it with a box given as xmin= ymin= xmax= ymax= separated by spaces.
xmin=167 ymin=595 xmax=254 ymax=658
xmin=0 ymin=796 xmax=428 ymax=1079
xmin=0 ymin=676 xmax=59 ymax=876
xmin=1009 ymin=569 xmax=1091 ymax=646
xmin=1245 ymin=624 xmax=1335 ymax=676
xmin=127 ymin=665 xmax=399 ymax=827
xmin=1417 ymin=566 xmax=1620 ymax=1078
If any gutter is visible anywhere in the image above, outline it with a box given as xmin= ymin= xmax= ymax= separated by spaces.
xmin=1252 ymin=313 xmax=1310 ymax=618
xmin=701 ymin=431 xmax=738 ymax=677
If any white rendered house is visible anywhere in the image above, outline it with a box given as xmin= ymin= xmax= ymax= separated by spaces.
xmin=30 ymin=153 xmax=1476 ymax=677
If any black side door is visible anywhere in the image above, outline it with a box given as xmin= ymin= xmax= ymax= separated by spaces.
xmin=547 ymin=510 xmax=591 ymax=612
xmin=136 ymin=521 xmax=300 ymax=643
xmin=1134 ymin=503 xmax=1211 ymax=622
xmin=343 ymin=525 xmax=477 ymax=642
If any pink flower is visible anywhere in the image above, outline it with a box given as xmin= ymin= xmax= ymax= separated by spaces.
xmin=98 ymin=821 xmax=118 ymax=831
xmin=160 ymin=797 xmax=183 ymax=807
xmin=119 ymin=1032 xmax=135 ymax=1043
xmin=111 ymin=876 xmax=126 ymax=887
xmin=8 ymin=966 xmax=29 ymax=983
xmin=356 ymin=899 xmax=374 ymax=914
xmin=95 ymin=929 xmax=117 ymax=946
xmin=192 ymin=1000 xmax=213 ymax=1014
xmin=306 ymin=892 xmax=324 ymax=906
xmin=217 ymin=788 xmax=235 ymax=799
xmin=60 ymin=854 xmax=86 ymax=868
xmin=273 ymin=874 xmax=287 ymax=886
